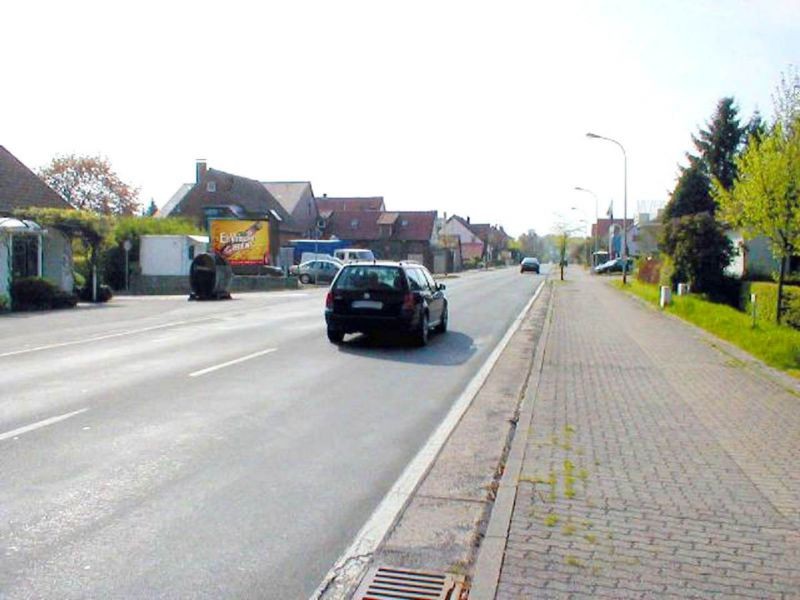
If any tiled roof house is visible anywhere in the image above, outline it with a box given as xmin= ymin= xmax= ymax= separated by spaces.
xmin=0 ymin=146 xmax=71 ymax=215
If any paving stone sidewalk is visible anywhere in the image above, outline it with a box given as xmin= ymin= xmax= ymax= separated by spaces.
xmin=495 ymin=270 xmax=800 ymax=599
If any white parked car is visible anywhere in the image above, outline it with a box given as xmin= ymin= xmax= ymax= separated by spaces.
xmin=334 ymin=248 xmax=375 ymax=262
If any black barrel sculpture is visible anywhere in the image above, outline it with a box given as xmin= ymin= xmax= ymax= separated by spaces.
xmin=189 ymin=253 xmax=233 ymax=300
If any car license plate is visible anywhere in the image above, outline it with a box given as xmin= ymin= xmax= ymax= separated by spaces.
xmin=352 ymin=300 xmax=383 ymax=309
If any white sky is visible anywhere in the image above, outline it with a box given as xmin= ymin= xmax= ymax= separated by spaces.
xmin=3 ymin=0 xmax=798 ymax=237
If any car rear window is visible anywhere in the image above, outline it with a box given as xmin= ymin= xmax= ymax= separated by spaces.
xmin=334 ymin=266 xmax=405 ymax=291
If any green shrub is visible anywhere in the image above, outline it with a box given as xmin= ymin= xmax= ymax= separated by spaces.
xmin=659 ymin=255 xmax=675 ymax=289
xmin=741 ymin=281 xmax=800 ymax=328
xmin=0 ymin=294 xmax=9 ymax=312
xmin=11 ymin=278 xmax=78 ymax=311
xmin=77 ymin=283 xmax=114 ymax=303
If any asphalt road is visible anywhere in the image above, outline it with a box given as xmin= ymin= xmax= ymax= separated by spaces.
xmin=0 ymin=266 xmax=545 ymax=599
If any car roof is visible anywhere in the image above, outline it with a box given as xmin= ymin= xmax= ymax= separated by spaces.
xmin=341 ymin=260 xmax=426 ymax=269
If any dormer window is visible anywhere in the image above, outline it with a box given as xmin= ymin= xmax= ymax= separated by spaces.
xmin=401 ymin=220 xmax=408 ymax=227
xmin=206 ymin=181 xmax=216 ymax=192
xmin=350 ymin=219 xmax=359 ymax=229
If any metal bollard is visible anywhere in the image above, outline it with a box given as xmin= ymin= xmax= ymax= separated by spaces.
xmin=751 ymin=292 xmax=757 ymax=328
xmin=660 ymin=285 xmax=671 ymax=308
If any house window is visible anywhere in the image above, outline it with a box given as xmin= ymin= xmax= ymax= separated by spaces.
xmin=350 ymin=219 xmax=359 ymax=229
xmin=12 ymin=235 xmax=39 ymax=278
xmin=401 ymin=220 xmax=408 ymax=227
xmin=206 ymin=181 xmax=217 ymax=192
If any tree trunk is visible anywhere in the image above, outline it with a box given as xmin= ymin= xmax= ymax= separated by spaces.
xmin=777 ymin=253 xmax=787 ymax=325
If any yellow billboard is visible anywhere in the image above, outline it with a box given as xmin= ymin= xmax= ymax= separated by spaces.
xmin=210 ymin=220 xmax=271 ymax=265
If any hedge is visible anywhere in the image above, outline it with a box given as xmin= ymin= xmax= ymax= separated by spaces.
xmin=741 ymin=281 xmax=800 ymax=328
xmin=11 ymin=277 xmax=78 ymax=311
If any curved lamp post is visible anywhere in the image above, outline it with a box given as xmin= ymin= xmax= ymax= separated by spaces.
xmin=586 ymin=132 xmax=628 ymax=284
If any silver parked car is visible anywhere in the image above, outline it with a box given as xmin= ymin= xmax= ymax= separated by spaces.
xmin=289 ymin=259 xmax=342 ymax=284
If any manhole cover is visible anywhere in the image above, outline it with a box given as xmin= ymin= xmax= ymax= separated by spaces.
xmin=354 ymin=566 xmax=465 ymax=600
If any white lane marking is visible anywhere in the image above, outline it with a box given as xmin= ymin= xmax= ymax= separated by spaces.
xmin=311 ymin=279 xmax=547 ymax=599
xmin=188 ymin=348 xmax=278 ymax=378
xmin=0 ymin=408 xmax=89 ymax=442
xmin=0 ymin=317 xmax=218 ymax=359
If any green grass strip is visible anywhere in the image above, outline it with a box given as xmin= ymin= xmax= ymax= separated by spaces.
xmin=614 ymin=280 xmax=800 ymax=376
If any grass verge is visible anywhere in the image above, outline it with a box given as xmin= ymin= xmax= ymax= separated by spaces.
xmin=614 ymin=280 xmax=800 ymax=376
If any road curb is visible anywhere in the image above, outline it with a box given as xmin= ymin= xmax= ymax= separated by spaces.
xmin=312 ymin=277 xmax=548 ymax=600
xmin=469 ymin=279 xmax=556 ymax=599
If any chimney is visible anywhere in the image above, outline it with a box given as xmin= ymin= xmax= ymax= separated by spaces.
xmin=443 ymin=211 xmax=447 ymax=221
xmin=196 ymin=159 xmax=207 ymax=183
xmin=467 ymin=216 xmax=471 ymax=224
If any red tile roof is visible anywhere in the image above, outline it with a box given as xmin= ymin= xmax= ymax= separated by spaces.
xmin=327 ymin=210 xmax=436 ymax=242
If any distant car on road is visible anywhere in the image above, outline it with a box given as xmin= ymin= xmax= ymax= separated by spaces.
xmin=324 ymin=261 xmax=448 ymax=346
xmin=594 ymin=257 xmax=633 ymax=274
xmin=290 ymin=259 xmax=341 ymax=284
xmin=520 ymin=257 xmax=540 ymax=273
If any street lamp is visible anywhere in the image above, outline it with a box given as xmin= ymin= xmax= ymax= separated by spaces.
xmin=586 ymin=132 xmax=628 ymax=284
xmin=573 ymin=186 xmax=599 ymax=267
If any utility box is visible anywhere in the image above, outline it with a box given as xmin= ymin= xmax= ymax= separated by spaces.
xmin=660 ymin=285 xmax=672 ymax=308
xmin=140 ymin=235 xmax=209 ymax=276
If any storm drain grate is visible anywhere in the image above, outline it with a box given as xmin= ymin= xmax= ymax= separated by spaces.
xmin=354 ymin=566 xmax=465 ymax=600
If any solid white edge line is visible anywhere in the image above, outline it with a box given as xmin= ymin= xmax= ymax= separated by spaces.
xmin=188 ymin=348 xmax=278 ymax=377
xmin=0 ymin=408 xmax=90 ymax=442
xmin=310 ymin=278 xmax=547 ymax=600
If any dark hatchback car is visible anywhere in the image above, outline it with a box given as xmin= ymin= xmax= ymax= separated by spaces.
xmin=325 ymin=261 xmax=448 ymax=346
xmin=520 ymin=257 xmax=540 ymax=273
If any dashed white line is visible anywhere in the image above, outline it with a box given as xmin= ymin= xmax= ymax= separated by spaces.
xmin=188 ymin=348 xmax=278 ymax=377
xmin=0 ymin=408 xmax=90 ymax=442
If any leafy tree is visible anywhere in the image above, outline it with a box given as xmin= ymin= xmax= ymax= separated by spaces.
xmin=38 ymin=155 xmax=140 ymax=216
xmin=518 ymin=229 xmax=544 ymax=258
xmin=772 ymin=65 xmax=800 ymax=133
xmin=660 ymin=213 xmax=732 ymax=294
xmin=716 ymin=119 xmax=800 ymax=323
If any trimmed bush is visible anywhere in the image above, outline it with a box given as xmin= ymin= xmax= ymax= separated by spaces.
xmin=78 ymin=284 xmax=114 ymax=303
xmin=659 ymin=255 xmax=676 ymax=288
xmin=0 ymin=294 xmax=9 ymax=312
xmin=11 ymin=277 xmax=78 ymax=311
xmin=741 ymin=281 xmax=800 ymax=328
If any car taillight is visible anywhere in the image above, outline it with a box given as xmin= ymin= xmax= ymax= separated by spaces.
xmin=325 ymin=291 xmax=333 ymax=309
xmin=402 ymin=292 xmax=416 ymax=310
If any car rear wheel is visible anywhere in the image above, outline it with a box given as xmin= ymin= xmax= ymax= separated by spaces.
xmin=414 ymin=312 xmax=429 ymax=347
xmin=435 ymin=305 xmax=448 ymax=334
xmin=327 ymin=328 xmax=344 ymax=344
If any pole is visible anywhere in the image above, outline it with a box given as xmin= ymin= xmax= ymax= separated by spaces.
xmin=585 ymin=133 xmax=628 ymax=283
xmin=622 ymin=145 xmax=628 ymax=284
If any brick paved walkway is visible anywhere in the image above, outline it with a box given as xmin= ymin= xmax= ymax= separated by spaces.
xmin=496 ymin=270 xmax=800 ymax=599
